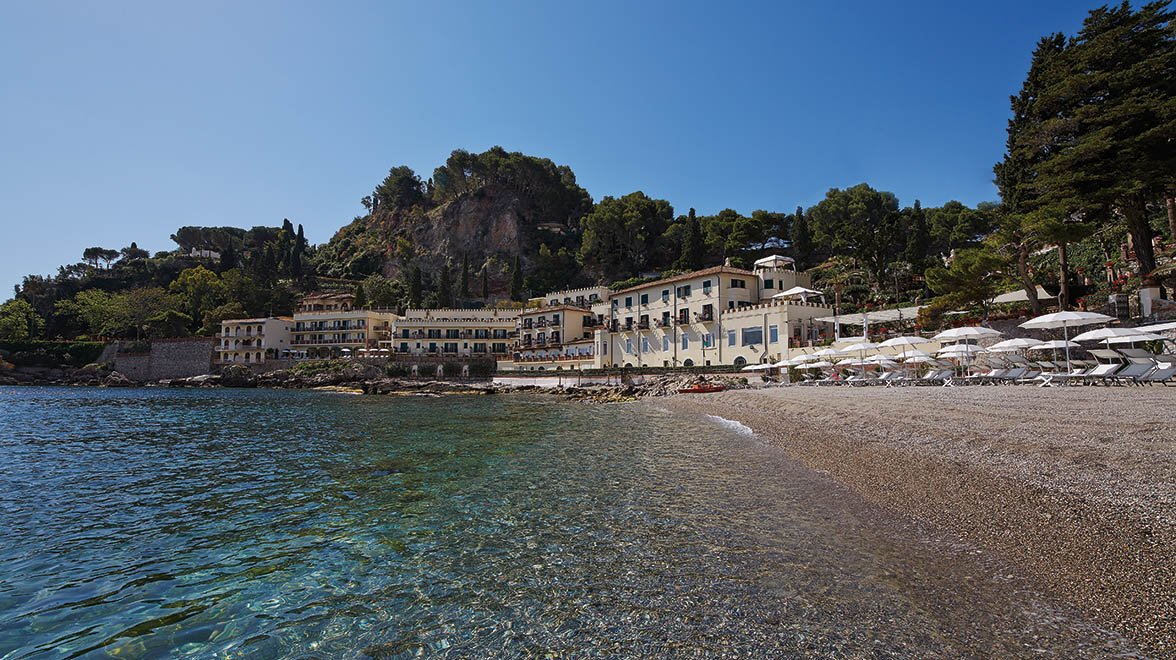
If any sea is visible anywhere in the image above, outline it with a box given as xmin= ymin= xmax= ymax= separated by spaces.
xmin=0 ymin=386 xmax=1147 ymax=659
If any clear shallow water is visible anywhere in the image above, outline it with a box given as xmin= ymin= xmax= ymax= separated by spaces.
xmin=0 ymin=386 xmax=1145 ymax=659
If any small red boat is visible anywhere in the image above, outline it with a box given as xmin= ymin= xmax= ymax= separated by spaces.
xmin=677 ymin=383 xmax=727 ymax=394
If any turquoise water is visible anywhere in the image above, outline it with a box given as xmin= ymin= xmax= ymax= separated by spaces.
xmin=0 ymin=387 xmax=1144 ymax=659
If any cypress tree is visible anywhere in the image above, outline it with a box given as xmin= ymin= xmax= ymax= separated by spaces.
xmin=408 ymin=266 xmax=423 ymax=308
xmin=902 ymin=200 xmax=930 ymax=270
xmin=791 ymin=205 xmax=813 ymax=270
xmin=509 ymin=256 xmax=524 ymax=302
xmin=438 ymin=264 xmax=452 ymax=308
xmin=460 ymin=254 xmax=470 ymax=298
xmin=677 ymin=208 xmax=704 ymax=271
xmin=352 ymin=283 xmax=367 ymax=309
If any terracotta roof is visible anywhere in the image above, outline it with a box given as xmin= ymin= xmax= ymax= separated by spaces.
xmin=610 ymin=266 xmax=756 ymax=297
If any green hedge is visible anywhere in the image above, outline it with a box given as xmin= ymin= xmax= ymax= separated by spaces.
xmin=0 ymin=340 xmax=106 ymax=367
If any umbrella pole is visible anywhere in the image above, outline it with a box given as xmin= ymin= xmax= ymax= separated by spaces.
xmin=1064 ymin=324 xmax=1071 ymax=373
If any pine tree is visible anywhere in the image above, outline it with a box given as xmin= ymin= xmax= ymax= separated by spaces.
xmin=352 ymin=283 xmax=367 ymax=309
xmin=438 ymin=264 xmax=452 ymax=307
xmin=791 ymin=206 xmax=813 ymax=270
xmin=219 ymin=243 xmax=237 ymax=272
xmin=677 ymin=208 xmax=704 ymax=271
xmin=510 ymin=256 xmax=524 ymax=302
xmin=460 ymin=254 xmax=470 ymax=298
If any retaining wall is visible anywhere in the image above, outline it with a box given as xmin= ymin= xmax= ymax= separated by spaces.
xmin=114 ymin=338 xmax=216 ymax=382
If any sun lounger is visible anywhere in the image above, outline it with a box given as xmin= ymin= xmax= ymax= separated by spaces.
xmin=1142 ymin=363 xmax=1176 ymax=384
xmin=1113 ymin=358 xmax=1157 ymax=385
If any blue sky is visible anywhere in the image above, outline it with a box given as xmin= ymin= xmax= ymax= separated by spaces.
xmin=0 ymin=0 xmax=1091 ymax=297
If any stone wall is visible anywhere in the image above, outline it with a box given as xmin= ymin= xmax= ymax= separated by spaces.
xmin=114 ymin=338 xmax=216 ymax=382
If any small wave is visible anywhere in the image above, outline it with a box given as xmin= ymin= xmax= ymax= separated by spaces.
xmin=705 ymin=414 xmax=755 ymax=437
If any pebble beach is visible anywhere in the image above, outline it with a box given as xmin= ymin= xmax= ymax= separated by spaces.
xmin=665 ymin=385 xmax=1176 ymax=657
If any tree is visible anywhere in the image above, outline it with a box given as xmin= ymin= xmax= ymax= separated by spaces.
xmin=145 ymin=310 xmax=192 ymax=338
xmin=0 ymin=299 xmax=44 ymax=340
xmin=676 ymin=208 xmax=705 ymax=271
xmin=352 ymin=282 xmax=367 ymax=309
xmin=438 ymin=263 xmax=453 ymax=308
xmin=201 ymin=302 xmax=248 ymax=335
xmin=791 ymin=205 xmax=813 ymax=269
xmin=120 ymin=242 xmax=149 ymax=262
xmin=1023 ymin=3 xmax=1176 ymax=278
xmin=82 ymin=247 xmax=119 ymax=270
xmin=808 ymin=184 xmax=903 ymax=285
xmin=408 ymin=265 xmax=423 ymax=308
xmin=579 ymin=192 xmax=674 ymax=281
xmin=903 ymin=200 xmax=931 ymax=270
xmin=510 ymin=256 xmax=524 ymax=302
xmin=460 ymin=254 xmax=471 ymax=298
xmin=168 ymin=266 xmax=227 ymax=326
xmin=924 ymin=248 xmax=1007 ymax=321
xmin=219 ymin=243 xmax=238 ymax=271
xmin=809 ymin=256 xmax=867 ymax=330
xmin=372 ymin=166 xmax=425 ymax=212
xmin=993 ymin=33 xmax=1068 ymax=315
xmin=481 ymin=266 xmax=489 ymax=299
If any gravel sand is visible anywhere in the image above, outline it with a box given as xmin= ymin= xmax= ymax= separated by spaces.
xmin=664 ymin=385 xmax=1176 ymax=657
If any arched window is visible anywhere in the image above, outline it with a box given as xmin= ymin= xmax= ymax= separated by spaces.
xmin=733 ymin=356 xmax=747 ymax=366
xmin=683 ymin=359 xmax=694 ymax=367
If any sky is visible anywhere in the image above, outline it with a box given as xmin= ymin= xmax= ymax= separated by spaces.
xmin=0 ymin=0 xmax=1093 ymax=298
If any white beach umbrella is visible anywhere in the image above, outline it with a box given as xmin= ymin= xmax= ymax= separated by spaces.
xmin=937 ymin=343 xmax=988 ymax=356
xmin=1070 ymin=327 xmax=1147 ymax=342
xmin=1105 ymin=332 xmax=1164 ymax=344
xmin=840 ymin=340 xmax=878 ymax=353
xmin=932 ymin=326 xmax=1003 ymax=341
xmin=987 ymin=337 xmax=1043 ymax=352
xmin=809 ymin=347 xmax=848 ymax=359
xmin=1030 ymin=340 xmax=1080 ymax=350
xmin=741 ymin=363 xmax=772 ymax=371
xmin=1020 ymin=311 xmax=1114 ymax=372
xmin=1137 ymin=320 xmax=1176 ymax=333
xmin=790 ymin=352 xmax=822 ymax=362
xmin=772 ymin=286 xmax=825 ymax=302
xmin=903 ymin=355 xmax=942 ymax=364
xmin=877 ymin=334 xmax=928 ymax=364
xmin=802 ymin=361 xmax=833 ymax=369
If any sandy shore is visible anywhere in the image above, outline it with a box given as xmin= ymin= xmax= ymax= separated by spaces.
xmin=663 ymin=385 xmax=1176 ymax=657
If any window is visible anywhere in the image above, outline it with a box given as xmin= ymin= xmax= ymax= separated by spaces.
xmin=682 ymin=334 xmax=689 ymax=350
xmin=661 ymin=289 xmax=670 ymax=302
xmin=702 ymin=279 xmax=712 ymax=294
xmin=730 ymin=278 xmax=746 ymax=289
xmin=703 ymin=333 xmax=713 ymax=348
xmin=446 ymin=329 xmax=460 ymax=339
xmin=742 ymin=327 xmax=763 ymax=346
xmin=444 ymin=342 xmax=458 ymax=353
xmin=493 ymin=329 xmax=508 ymax=339
xmin=474 ymin=329 xmax=489 ymax=339
xmin=662 ymin=311 xmax=671 ymax=326
xmin=493 ymin=342 xmax=507 ymax=353
xmin=400 ymin=342 xmax=409 ymax=352
xmin=612 ymin=299 xmax=618 ymax=308
xmin=764 ymin=278 xmax=774 ymax=289
xmin=640 ymin=293 xmax=649 ymax=305
xmin=400 ymin=329 xmax=410 ymax=338
xmin=662 ymin=336 xmax=669 ymax=351
xmin=728 ymin=330 xmax=736 ymax=346
xmin=625 ymin=296 xmax=633 ymax=307
xmin=769 ymin=325 xmax=779 ymax=343
xmin=626 ymin=339 xmax=633 ymax=354
xmin=676 ymin=284 xmax=692 ymax=297
xmin=642 ymin=337 xmax=649 ymax=353
xmin=473 ymin=342 xmax=487 ymax=353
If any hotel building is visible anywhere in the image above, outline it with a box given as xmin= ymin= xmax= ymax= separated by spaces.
xmin=291 ymin=292 xmax=398 ymax=358
xmin=216 ymin=317 xmax=294 ymax=364
xmin=382 ymin=308 xmax=519 ymax=358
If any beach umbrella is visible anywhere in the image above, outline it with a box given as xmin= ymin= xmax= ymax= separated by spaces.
xmin=988 ymin=337 xmax=1043 ymax=352
xmin=741 ymin=363 xmax=772 ymax=371
xmin=1070 ymin=327 xmax=1147 ymax=342
xmin=903 ymin=355 xmax=942 ymax=364
xmin=932 ymin=326 xmax=1003 ymax=342
xmin=1105 ymin=332 xmax=1164 ymax=344
xmin=1028 ymin=339 xmax=1080 ymax=364
xmin=1020 ymin=311 xmax=1114 ymax=372
xmin=772 ymin=286 xmax=825 ymax=302
xmin=840 ymin=340 xmax=878 ymax=367
xmin=1137 ymin=320 xmax=1176 ymax=333
xmin=809 ymin=347 xmax=848 ymax=359
xmin=802 ymin=361 xmax=832 ymax=369
xmin=790 ymin=352 xmax=822 ymax=362
xmin=937 ymin=344 xmax=988 ymax=356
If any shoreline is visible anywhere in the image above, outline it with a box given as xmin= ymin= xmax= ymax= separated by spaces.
xmin=663 ymin=386 xmax=1176 ymax=658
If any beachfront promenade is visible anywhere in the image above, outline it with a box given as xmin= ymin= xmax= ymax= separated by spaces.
xmin=666 ymin=386 xmax=1176 ymax=657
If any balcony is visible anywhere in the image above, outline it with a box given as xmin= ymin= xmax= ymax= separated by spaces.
xmin=696 ymin=311 xmax=715 ymax=322
xmin=636 ymin=321 xmax=649 ymax=330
